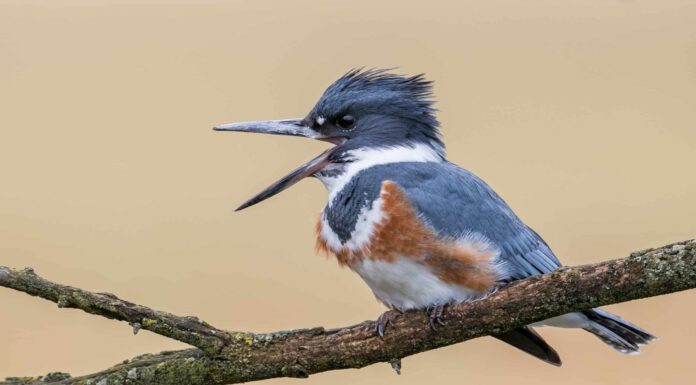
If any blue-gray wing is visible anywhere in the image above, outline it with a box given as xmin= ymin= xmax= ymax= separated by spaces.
xmin=385 ymin=161 xmax=561 ymax=280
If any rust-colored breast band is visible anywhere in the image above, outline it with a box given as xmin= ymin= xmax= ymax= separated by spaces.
xmin=317 ymin=180 xmax=497 ymax=291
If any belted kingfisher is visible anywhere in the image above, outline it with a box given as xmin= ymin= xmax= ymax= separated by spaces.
xmin=214 ymin=69 xmax=654 ymax=365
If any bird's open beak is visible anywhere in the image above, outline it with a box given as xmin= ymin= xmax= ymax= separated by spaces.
xmin=214 ymin=119 xmax=340 ymax=211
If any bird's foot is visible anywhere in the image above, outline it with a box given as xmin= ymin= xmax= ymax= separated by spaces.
xmin=375 ymin=309 xmax=401 ymax=338
xmin=426 ymin=304 xmax=447 ymax=331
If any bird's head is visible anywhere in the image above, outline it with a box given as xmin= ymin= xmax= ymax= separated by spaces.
xmin=215 ymin=69 xmax=444 ymax=210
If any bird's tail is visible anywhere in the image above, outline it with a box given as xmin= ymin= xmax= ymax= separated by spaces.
xmin=582 ymin=308 xmax=656 ymax=354
xmin=493 ymin=326 xmax=562 ymax=366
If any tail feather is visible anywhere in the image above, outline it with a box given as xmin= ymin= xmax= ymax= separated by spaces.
xmin=493 ymin=326 xmax=562 ymax=366
xmin=583 ymin=309 xmax=656 ymax=354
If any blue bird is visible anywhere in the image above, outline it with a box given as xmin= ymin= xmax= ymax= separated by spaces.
xmin=214 ymin=69 xmax=654 ymax=365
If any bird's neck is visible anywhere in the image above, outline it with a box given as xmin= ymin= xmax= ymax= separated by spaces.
xmin=316 ymin=143 xmax=444 ymax=205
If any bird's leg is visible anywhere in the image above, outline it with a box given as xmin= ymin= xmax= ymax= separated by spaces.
xmin=375 ymin=309 xmax=401 ymax=337
xmin=426 ymin=304 xmax=447 ymax=330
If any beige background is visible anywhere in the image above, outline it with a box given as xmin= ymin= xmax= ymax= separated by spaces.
xmin=1 ymin=1 xmax=695 ymax=384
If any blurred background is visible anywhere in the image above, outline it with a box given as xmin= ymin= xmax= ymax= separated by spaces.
xmin=1 ymin=1 xmax=695 ymax=384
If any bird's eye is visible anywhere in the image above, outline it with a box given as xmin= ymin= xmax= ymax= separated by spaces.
xmin=336 ymin=115 xmax=355 ymax=130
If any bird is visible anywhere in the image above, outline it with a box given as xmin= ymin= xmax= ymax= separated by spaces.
xmin=214 ymin=68 xmax=655 ymax=365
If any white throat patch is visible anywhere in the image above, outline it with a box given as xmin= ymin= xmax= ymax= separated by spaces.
xmin=317 ymin=143 xmax=443 ymax=206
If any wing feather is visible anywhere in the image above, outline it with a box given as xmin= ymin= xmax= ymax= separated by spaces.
xmin=375 ymin=161 xmax=561 ymax=281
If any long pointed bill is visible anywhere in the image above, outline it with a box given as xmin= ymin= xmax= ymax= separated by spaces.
xmin=213 ymin=118 xmax=321 ymax=139
xmin=213 ymin=119 xmax=340 ymax=211
xmin=214 ymin=118 xmax=340 ymax=211
xmin=234 ymin=147 xmax=334 ymax=211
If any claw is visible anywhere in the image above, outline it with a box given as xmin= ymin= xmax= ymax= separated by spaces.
xmin=426 ymin=304 xmax=447 ymax=331
xmin=375 ymin=310 xmax=401 ymax=337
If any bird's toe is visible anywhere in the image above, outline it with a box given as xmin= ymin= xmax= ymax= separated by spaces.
xmin=426 ymin=304 xmax=448 ymax=331
xmin=375 ymin=310 xmax=401 ymax=337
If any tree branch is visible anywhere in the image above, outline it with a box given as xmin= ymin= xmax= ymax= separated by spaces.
xmin=2 ymin=239 xmax=695 ymax=385
xmin=0 ymin=266 xmax=233 ymax=356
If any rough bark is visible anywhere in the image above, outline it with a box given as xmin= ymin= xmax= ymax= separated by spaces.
xmin=0 ymin=267 xmax=231 ymax=356
xmin=1 ymin=239 xmax=695 ymax=385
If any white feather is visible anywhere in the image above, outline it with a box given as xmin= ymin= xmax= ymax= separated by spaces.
xmin=317 ymin=144 xmax=442 ymax=206
xmin=354 ymin=257 xmax=482 ymax=311
xmin=346 ymin=197 xmax=384 ymax=251
xmin=532 ymin=313 xmax=592 ymax=328
xmin=319 ymin=196 xmax=385 ymax=252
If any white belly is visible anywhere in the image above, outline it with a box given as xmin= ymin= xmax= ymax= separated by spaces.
xmin=353 ymin=256 xmax=483 ymax=311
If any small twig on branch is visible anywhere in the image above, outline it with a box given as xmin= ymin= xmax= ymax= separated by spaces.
xmin=1 ymin=239 xmax=695 ymax=385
